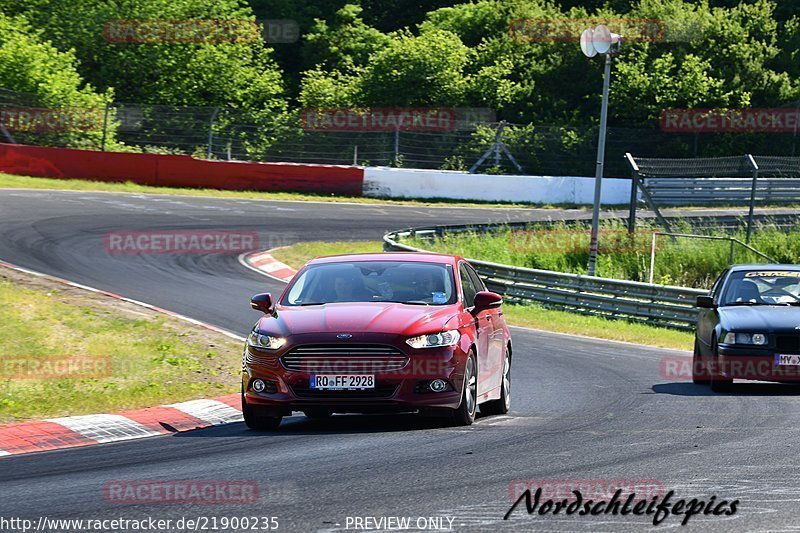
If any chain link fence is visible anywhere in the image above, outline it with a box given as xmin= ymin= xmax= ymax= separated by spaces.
xmin=3 ymin=87 xmax=800 ymax=177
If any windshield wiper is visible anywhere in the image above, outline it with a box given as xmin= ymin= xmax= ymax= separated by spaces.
xmin=297 ymin=301 xmax=326 ymax=306
xmin=383 ymin=300 xmax=430 ymax=305
xmin=725 ymin=301 xmax=762 ymax=306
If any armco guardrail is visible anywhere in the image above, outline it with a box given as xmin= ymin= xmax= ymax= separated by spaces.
xmin=383 ymin=226 xmax=708 ymax=330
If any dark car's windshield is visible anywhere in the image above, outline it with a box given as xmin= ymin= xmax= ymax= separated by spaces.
xmin=282 ymin=261 xmax=457 ymax=306
xmin=720 ymin=270 xmax=800 ymax=306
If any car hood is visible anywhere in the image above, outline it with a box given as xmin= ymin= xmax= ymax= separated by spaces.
xmin=721 ymin=305 xmax=800 ymax=332
xmin=258 ymin=303 xmax=460 ymax=338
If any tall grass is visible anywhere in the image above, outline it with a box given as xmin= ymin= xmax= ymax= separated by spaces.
xmin=407 ymin=219 xmax=800 ymax=288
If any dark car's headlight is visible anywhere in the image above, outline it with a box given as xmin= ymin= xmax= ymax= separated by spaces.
xmin=247 ymin=330 xmax=287 ymax=350
xmin=406 ymin=330 xmax=460 ymax=349
xmin=722 ymin=332 xmax=767 ymax=345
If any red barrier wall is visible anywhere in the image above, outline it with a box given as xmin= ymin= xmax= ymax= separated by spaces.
xmin=0 ymin=143 xmax=364 ymax=195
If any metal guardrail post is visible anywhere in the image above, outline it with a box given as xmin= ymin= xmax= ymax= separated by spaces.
xmin=101 ymin=103 xmax=109 ymax=152
xmin=745 ymin=154 xmax=759 ymax=243
xmin=207 ymin=107 xmax=219 ymax=159
xmin=625 ymin=152 xmax=639 ymax=234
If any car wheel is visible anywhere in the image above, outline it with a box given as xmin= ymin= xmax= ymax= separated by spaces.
xmin=692 ymin=338 xmax=710 ymax=385
xmin=303 ymin=409 xmax=332 ymax=419
xmin=451 ymin=352 xmax=478 ymax=426
xmin=241 ymin=392 xmax=282 ymax=430
xmin=481 ymin=346 xmax=511 ymax=415
xmin=709 ymin=340 xmax=732 ymax=392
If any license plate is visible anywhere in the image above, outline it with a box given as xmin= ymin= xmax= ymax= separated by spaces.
xmin=775 ymin=354 xmax=800 ymax=366
xmin=310 ymin=374 xmax=375 ymax=390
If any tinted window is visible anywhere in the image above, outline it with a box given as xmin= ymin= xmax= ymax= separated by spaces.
xmin=460 ymin=263 xmax=477 ymax=307
xmin=283 ymin=261 xmax=456 ymax=305
xmin=466 ymin=264 xmax=486 ymax=292
xmin=720 ymin=270 xmax=800 ymax=306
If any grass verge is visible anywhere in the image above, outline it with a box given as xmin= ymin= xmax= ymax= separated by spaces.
xmin=406 ymin=219 xmax=800 ymax=289
xmin=0 ymin=265 xmax=242 ymax=423
xmin=269 ymin=240 xmax=693 ymax=351
xmin=0 ymin=172 xmax=560 ymax=209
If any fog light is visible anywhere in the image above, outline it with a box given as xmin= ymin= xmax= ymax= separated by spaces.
xmin=430 ymin=379 xmax=448 ymax=392
xmin=252 ymin=379 xmax=266 ymax=392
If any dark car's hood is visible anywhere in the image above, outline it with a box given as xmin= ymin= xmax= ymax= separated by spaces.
xmin=258 ymin=303 xmax=460 ymax=337
xmin=720 ymin=305 xmax=800 ymax=332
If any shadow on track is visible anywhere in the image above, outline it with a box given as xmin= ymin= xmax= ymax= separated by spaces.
xmin=174 ymin=411 xmax=502 ymax=439
xmin=652 ymin=382 xmax=800 ymax=396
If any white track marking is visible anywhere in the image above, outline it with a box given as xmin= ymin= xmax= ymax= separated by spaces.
xmin=168 ymin=399 xmax=243 ymax=425
xmin=46 ymin=414 xmax=162 ymax=443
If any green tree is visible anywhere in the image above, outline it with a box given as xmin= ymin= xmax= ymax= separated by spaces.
xmin=356 ymin=29 xmax=470 ymax=106
xmin=303 ymin=4 xmax=390 ymax=71
xmin=3 ymin=0 xmax=285 ymax=112
xmin=0 ymin=12 xmax=113 ymax=148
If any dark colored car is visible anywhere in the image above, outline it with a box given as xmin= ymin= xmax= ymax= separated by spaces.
xmin=694 ymin=264 xmax=800 ymax=391
xmin=241 ymin=252 xmax=512 ymax=429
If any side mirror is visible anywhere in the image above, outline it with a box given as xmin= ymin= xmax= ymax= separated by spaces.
xmin=251 ymin=293 xmax=274 ymax=314
xmin=696 ymin=295 xmax=716 ymax=309
xmin=473 ymin=291 xmax=502 ymax=311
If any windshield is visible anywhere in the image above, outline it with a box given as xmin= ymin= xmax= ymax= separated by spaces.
xmin=720 ymin=270 xmax=800 ymax=306
xmin=282 ymin=261 xmax=456 ymax=306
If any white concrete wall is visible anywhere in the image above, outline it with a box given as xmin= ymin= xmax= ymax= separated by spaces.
xmin=363 ymin=167 xmax=633 ymax=205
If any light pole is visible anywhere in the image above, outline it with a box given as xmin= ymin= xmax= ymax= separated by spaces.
xmin=581 ymin=25 xmax=622 ymax=276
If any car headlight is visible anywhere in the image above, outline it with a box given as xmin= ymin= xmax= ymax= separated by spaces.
xmin=722 ymin=332 xmax=767 ymax=345
xmin=247 ymin=331 xmax=287 ymax=350
xmin=406 ymin=330 xmax=460 ymax=349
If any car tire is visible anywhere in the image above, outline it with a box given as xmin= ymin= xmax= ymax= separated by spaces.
xmin=692 ymin=338 xmax=710 ymax=385
xmin=303 ymin=409 xmax=332 ymax=419
xmin=451 ymin=352 xmax=478 ymax=426
xmin=241 ymin=393 xmax=282 ymax=430
xmin=709 ymin=340 xmax=732 ymax=392
xmin=481 ymin=346 xmax=511 ymax=416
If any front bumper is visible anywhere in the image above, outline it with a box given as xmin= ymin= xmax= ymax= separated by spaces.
xmin=242 ymin=343 xmax=466 ymax=415
xmin=715 ymin=345 xmax=800 ymax=382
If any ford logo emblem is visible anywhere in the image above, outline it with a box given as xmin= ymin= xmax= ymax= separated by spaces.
xmin=337 ymin=333 xmax=353 ymax=339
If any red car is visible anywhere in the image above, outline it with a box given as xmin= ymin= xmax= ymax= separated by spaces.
xmin=241 ymin=252 xmax=512 ymax=430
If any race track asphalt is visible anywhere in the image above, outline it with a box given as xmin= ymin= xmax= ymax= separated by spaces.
xmin=0 ymin=189 xmax=798 ymax=532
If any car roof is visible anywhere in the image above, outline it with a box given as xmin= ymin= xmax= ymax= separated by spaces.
xmin=307 ymin=252 xmax=462 ymax=266
xmin=728 ymin=264 xmax=800 ymax=272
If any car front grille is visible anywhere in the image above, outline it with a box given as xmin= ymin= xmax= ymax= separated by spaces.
xmin=776 ymin=335 xmax=800 ymax=354
xmin=245 ymin=350 xmax=279 ymax=368
xmin=281 ymin=344 xmax=408 ymax=373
